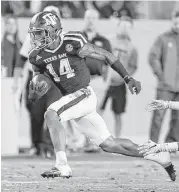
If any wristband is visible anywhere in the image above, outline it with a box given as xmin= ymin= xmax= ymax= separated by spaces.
xmin=123 ymin=75 xmax=133 ymax=84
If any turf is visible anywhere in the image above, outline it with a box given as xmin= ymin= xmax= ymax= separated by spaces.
xmin=2 ymin=153 xmax=179 ymax=192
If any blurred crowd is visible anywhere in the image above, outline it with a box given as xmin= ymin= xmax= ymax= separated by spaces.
xmin=1 ymin=1 xmax=179 ymax=157
xmin=1 ymin=0 xmax=179 ymax=19
xmin=1 ymin=1 xmax=139 ymax=18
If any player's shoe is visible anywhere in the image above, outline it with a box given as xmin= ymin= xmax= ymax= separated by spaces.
xmin=41 ymin=164 xmax=72 ymax=179
xmin=144 ymin=152 xmax=176 ymax=181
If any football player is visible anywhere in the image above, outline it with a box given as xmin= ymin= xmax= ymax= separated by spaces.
xmin=28 ymin=11 xmax=176 ymax=181
xmin=16 ymin=5 xmax=79 ymax=156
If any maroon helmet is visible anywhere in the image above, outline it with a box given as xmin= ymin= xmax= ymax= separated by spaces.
xmin=28 ymin=11 xmax=62 ymax=50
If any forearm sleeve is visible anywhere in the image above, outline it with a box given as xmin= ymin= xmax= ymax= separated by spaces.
xmin=110 ymin=60 xmax=129 ymax=79
xmin=169 ymin=101 xmax=179 ymax=110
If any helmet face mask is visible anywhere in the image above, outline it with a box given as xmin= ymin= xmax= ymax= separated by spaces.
xmin=29 ymin=28 xmax=54 ymax=50
xmin=28 ymin=12 xmax=62 ymax=50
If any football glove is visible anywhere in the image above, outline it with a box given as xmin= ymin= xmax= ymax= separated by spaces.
xmin=127 ymin=77 xmax=141 ymax=94
xmin=145 ymin=100 xmax=170 ymax=112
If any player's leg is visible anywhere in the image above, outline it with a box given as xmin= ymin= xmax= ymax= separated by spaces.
xmin=40 ymin=86 xmax=98 ymax=178
xmin=65 ymin=120 xmax=86 ymax=151
xmin=76 ymin=111 xmax=142 ymax=157
xmin=75 ymin=111 xmax=176 ymax=181
xmin=41 ymin=109 xmax=72 ymax=178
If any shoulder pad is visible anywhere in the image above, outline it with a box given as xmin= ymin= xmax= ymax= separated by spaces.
xmin=64 ymin=31 xmax=87 ymax=43
xmin=65 ymin=31 xmax=84 ymax=36
xmin=64 ymin=31 xmax=87 ymax=49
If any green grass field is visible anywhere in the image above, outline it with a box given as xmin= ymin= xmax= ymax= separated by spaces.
xmin=2 ymin=153 xmax=179 ymax=192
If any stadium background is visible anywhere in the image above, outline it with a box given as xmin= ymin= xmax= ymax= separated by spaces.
xmin=1 ymin=18 xmax=172 ymax=155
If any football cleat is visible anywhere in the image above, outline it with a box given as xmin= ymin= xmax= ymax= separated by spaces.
xmin=144 ymin=152 xmax=176 ymax=181
xmin=41 ymin=164 xmax=72 ymax=179
xmin=165 ymin=164 xmax=176 ymax=181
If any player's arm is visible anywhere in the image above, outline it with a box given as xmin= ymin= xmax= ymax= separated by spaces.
xmin=138 ymin=140 xmax=179 ymax=155
xmin=146 ymin=100 xmax=179 ymax=111
xmin=78 ymin=43 xmax=141 ymax=94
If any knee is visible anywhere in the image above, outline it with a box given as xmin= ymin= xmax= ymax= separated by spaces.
xmin=44 ymin=110 xmax=59 ymax=127
xmin=100 ymin=136 xmax=116 ymax=152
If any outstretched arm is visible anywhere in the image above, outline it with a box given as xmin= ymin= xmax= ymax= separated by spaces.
xmin=138 ymin=140 xmax=179 ymax=155
xmin=146 ymin=100 xmax=179 ymax=111
xmin=78 ymin=43 xmax=141 ymax=94
xmin=79 ymin=43 xmax=128 ymax=78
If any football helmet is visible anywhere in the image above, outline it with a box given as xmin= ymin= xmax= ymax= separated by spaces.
xmin=28 ymin=11 xmax=62 ymax=50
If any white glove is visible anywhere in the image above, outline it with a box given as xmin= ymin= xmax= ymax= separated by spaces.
xmin=138 ymin=140 xmax=157 ymax=155
xmin=145 ymin=100 xmax=170 ymax=112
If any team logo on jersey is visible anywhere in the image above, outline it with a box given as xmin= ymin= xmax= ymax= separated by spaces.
xmin=65 ymin=44 xmax=73 ymax=52
xmin=36 ymin=55 xmax=42 ymax=61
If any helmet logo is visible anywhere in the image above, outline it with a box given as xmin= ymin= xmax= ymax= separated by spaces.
xmin=65 ymin=44 xmax=73 ymax=52
xmin=42 ymin=13 xmax=57 ymax=27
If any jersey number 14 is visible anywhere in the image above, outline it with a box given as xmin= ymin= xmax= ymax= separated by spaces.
xmin=46 ymin=58 xmax=75 ymax=82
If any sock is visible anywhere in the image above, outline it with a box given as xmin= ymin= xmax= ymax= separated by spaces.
xmin=55 ymin=151 xmax=67 ymax=166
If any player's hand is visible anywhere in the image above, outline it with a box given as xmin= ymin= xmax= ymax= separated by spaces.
xmin=145 ymin=100 xmax=169 ymax=112
xmin=138 ymin=140 xmax=157 ymax=156
xmin=28 ymin=80 xmax=49 ymax=102
xmin=127 ymin=78 xmax=141 ymax=94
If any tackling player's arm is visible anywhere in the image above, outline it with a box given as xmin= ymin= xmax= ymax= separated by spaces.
xmin=138 ymin=140 xmax=179 ymax=155
xmin=146 ymin=100 xmax=179 ymax=111
xmin=78 ymin=43 xmax=141 ymax=94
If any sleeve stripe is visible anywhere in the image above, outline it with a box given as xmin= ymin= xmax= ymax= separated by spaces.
xmin=28 ymin=48 xmax=35 ymax=56
xmin=64 ymin=37 xmax=84 ymax=47
xmin=65 ymin=34 xmax=86 ymax=44
xmin=65 ymin=33 xmax=87 ymax=43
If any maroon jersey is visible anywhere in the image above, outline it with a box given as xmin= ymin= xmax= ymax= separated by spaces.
xmin=29 ymin=31 xmax=90 ymax=95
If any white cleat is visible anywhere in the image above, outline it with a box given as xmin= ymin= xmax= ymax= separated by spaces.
xmin=41 ymin=164 xmax=72 ymax=179
xmin=144 ymin=152 xmax=176 ymax=181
